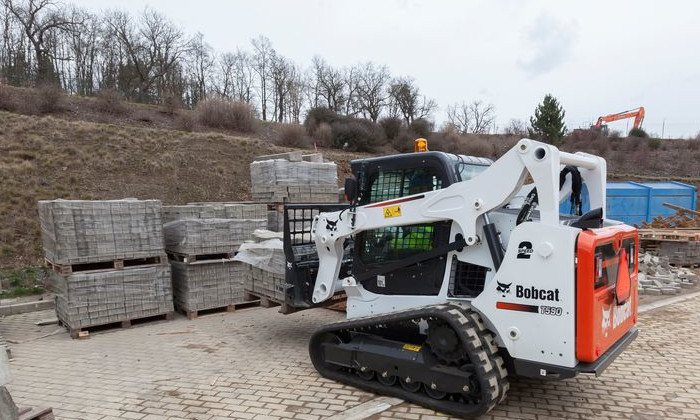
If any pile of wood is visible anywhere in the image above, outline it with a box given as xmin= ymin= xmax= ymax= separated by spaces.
xmin=638 ymin=203 xmax=700 ymax=229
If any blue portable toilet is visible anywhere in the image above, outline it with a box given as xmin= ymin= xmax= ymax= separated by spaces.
xmin=560 ymin=181 xmax=697 ymax=225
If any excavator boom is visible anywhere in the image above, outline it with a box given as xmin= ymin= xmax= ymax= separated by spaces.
xmin=594 ymin=107 xmax=645 ymax=130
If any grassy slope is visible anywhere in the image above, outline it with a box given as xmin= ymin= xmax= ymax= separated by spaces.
xmin=0 ymin=110 xmax=359 ymax=268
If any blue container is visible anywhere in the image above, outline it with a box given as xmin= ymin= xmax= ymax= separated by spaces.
xmin=560 ymin=181 xmax=697 ymax=225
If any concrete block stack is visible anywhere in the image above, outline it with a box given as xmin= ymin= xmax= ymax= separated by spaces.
xmin=234 ymin=230 xmax=286 ymax=302
xmin=163 ymin=203 xmax=266 ymax=317
xmin=637 ymin=252 xmax=697 ymax=295
xmin=654 ymin=241 xmax=700 ymax=266
xmin=38 ymin=199 xmax=173 ymax=336
xmin=250 ymin=152 xmax=339 ymax=205
xmin=162 ymin=202 xmax=268 ymax=224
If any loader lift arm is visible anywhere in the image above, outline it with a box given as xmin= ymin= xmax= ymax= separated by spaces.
xmin=310 ymin=138 xmax=607 ymax=304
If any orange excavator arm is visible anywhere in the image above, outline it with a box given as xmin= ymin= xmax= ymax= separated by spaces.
xmin=594 ymin=107 xmax=645 ymax=130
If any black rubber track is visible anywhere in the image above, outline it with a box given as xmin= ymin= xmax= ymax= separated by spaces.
xmin=309 ymin=304 xmax=510 ymax=418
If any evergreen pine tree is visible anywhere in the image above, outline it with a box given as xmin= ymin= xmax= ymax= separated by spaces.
xmin=529 ymin=94 xmax=567 ymax=145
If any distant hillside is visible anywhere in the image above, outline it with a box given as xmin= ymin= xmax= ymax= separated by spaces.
xmin=0 ymin=85 xmax=698 ymax=269
xmin=0 ymin=111 xmax=360 ymax=268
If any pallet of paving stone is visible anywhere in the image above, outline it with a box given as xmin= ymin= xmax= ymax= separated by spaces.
xmin=170 ymin=258 xmax=254 ymax=318
xmin=45 ymin=254 xmax=167 ymax=275
xmin=53 ymin=264 xmax=174 ymax=336
xmin=38 ymin=199 xmax=164 ymax=265
xmin=163 ymin=218 xmax=267 ymax=256
xmin=251 ymin=184 xmax=339 ymax=204
xmin=58 ymin=311 xmax=174 ymax=339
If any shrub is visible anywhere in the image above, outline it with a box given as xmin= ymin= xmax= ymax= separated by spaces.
xmin=0 ymin=86 xmax=17 ymax=111
xmin=331 ymin=119 xmax=383 ymax=152
xmin=304 ymin=107 xmax=342 ymax=134
xmin=647 ymin=138 xmax=661 ymax=150
xmin=277 ymin=124 xmax=310 ymax=147
xmin=35 ymin=84 xmax=65 ymax=114
xmin=196 ymin=98 xmax=257 ymax=132
xmin=175 ymin=112 xmax=196 ymax=132
xmin=379 ymin=117 xmax=403 ymax=139
xmin=409 ymin=118 xmax=433 ymax=138
xmin=629 ymin=127 xmax=648 ymax=138
xmin=392 ymin=130 xmax=422 ymax=153
xmin=95 ymin=89 xmax=128 ymax=115
xmin=314 ymin=122 xmax=333 ymax=147
xmin=162 ymin=93 xmax=181 ymax=115
xmin=431 ymin=130 xmax=462 ymax=153
xmin=133 ymin=109 xmax=154 ymax=123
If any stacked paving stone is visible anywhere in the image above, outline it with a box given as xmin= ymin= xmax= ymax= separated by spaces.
xmin=39 ymin=199 xmax=164 ymax=263
xmin=164 ymin=218 xmax=266 ymax=255
xmin=234 ymin=230 xmax=287 ymax=302
xmin=38 ymin=199 xmax=173 ymax=333
xmin=170 ymin=259 xmax=251 ymax=313
xmin=654 ymin=241 xmax=700 ymax=266
xmin=638 ymin=252 xmax=697 ymax=295
xmin=163 ymin=203 xmax=265 ymax=315
xmin=250 ymin=152 xmax=339 ymax=204
xmin=162 ymin=202 xmax=268 ymax=224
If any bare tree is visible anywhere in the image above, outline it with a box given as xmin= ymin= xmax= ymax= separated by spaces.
xmin=106 ymin=9 xmax=188 ymax=103
xmin=355 ymin=62 xmax=390 ymax=122
xmin=187 ymin=31 xmax=213 ymax=105
xmin=470 ymin=100 xmax=496 ymax=134
xmin=67 ymin=7 xmax=98 ymax=95
xmin=251 ymin=34 xmax=274 ymax=120
xmin=447 ymin=100 xmax=496 ymax=134
xmin=3 ymin=0 xmax=81 ymax=84
xmin=503 ymin=118 xmax=527 ymax=136
xmin=388 ymin=76 xmax=436 ymax=125
xmin=312 ymin=56 xmax=345 ymax=112
xmin=270 ymin=52 xmax=290 ymax=122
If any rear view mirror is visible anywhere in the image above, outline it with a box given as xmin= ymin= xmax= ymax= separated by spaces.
xmin=344 ymin=178 xmax=358 ymax=202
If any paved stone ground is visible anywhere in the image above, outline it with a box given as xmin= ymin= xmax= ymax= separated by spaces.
xmin=1 ymin=296 xmax=699 ymax=420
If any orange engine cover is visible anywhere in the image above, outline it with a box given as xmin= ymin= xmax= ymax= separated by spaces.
xmin=576 ymin=225 xmax=638 ymax=363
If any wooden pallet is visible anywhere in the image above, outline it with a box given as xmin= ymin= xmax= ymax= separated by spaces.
xmin=166 ymin=251 xmax=236 ymax=263
xmin=45 ymin=255 xmax=167 ymax=275
xmin=176 ymin=300 xmax=260 ymax=320
xmin=18 ymin=406 xmax=55 ymax=420
xmin=59 ymin=312 xmax=174 ymax=339
xmin=244 ymin=291 xmax=297 ymax=314
xmin=638 ymin=229 xmax=700 ymax=242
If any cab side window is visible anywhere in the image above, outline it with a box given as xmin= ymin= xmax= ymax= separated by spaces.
xmin=360 ymin=168 xmax=443 ymax=264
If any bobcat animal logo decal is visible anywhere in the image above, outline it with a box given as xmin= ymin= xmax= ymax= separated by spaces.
xmin=325 ymin=218 xmax=338 ymax=232
xmin=496 ymin=281 xmax=512 ymax=297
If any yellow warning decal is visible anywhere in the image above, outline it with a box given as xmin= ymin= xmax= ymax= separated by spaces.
xmin=383 ymin=205 xmax=402 ymax=218
xmin=402 ymin=343 xmax=421 ymax=352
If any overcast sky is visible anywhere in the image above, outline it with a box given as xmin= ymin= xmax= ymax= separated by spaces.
xmin=71 ymin=0 xmax=700 ymax=138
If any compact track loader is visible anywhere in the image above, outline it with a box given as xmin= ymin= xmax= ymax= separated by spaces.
xmin=282 ymin=138 xmax=638 ymax=418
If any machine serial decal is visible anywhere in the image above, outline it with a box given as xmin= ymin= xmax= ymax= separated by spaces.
xmin=496 ymin=302 xmax=539 ymax=313
xmin=496 ymin=281 xmax=512 ymax=297
xmin=383 ymin=205 xmax=402 ymax=218
xmin=517 ymin=241 xmax=533 ymax=259
xmin=516 ymin=285 xmax=560 ymax=301
xmin=539 ymin=306 xmax=563 ymax=316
